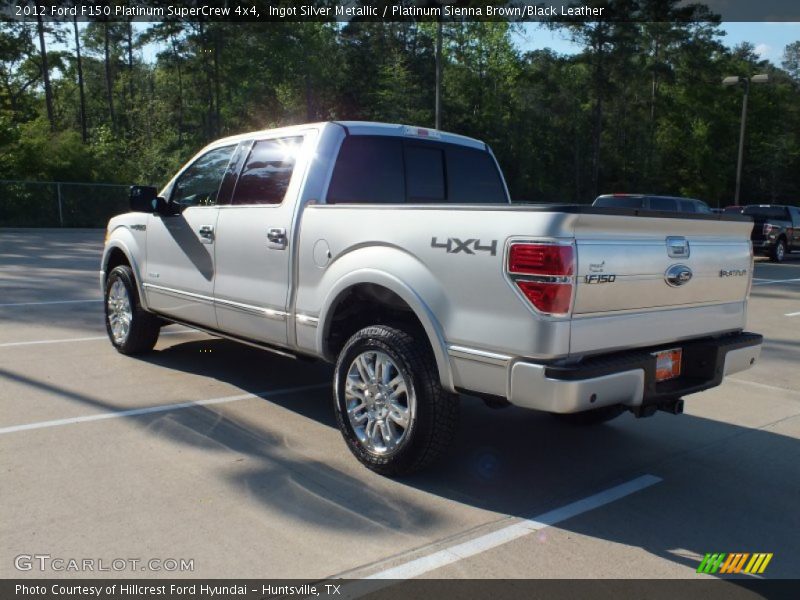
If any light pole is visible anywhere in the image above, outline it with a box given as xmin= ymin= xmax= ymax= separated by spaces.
xmin=723 ymin=74 xmax=769 ymax=206
xmin=428 ymin=0 xmax=455 ymax=130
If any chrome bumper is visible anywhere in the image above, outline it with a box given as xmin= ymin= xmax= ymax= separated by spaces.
xmin=508 ymin=332 xmax=762 ymax=413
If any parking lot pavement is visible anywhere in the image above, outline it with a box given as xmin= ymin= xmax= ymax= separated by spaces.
xmin=1 ymin=229 xmax=798 ymax=580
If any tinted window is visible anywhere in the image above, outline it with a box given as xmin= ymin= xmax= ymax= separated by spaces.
xmin=648 ymin=197 xmax=679 ymax=211
xmin=232 ymin=137 xmax=303 ymax=205
xmin=695 ymin=202 xmax=712 ymax=214
xmin=789 ymin=207 xmax=800 ymax=222
xmin=326 ymin=135 xmax=507 ymax=204
xmin=742 ymin=206 xmax=789 ymax=219
xmin=172 ymin=145 xmax=236 ymax=207
xmin=327 ymin=137 xmax=405 ymax=204
xmin=406 ymin=146 xmax=445 ymax=202
xmin=679 ymin=200 xmax=696 ymax=212
xmin=593 ymin=196 xmax=644 ymax=209
xmin=446 ymin=145 xmax=507 ymax=204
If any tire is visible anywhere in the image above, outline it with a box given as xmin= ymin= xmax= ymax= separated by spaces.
xmin=104 ymin=265 xmax=161 ymax=355
xmin=771 ymin=238 xmax=786 ymax=263
xmin=333 ymin=325 xmax=459 ymax=476
xmin=550 ymin=404 xmax=625 ymax=426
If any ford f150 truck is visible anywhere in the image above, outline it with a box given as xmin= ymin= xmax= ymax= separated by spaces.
xmin=101 ymin=121 xmax=762 ymax=475
xmin=742 ymin=205 xmax=800 ymax=262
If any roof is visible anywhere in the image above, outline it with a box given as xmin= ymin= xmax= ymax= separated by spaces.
xmin=206 ymin=121 xmax=487 ymax=151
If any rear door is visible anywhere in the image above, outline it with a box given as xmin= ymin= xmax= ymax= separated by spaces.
xmin=144 ymin=144 xmax=237 ymax=327
xmin=212 ymin=131 xmax=315 ymax=346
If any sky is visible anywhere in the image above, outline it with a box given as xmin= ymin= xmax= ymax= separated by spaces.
xmin=515 ymin=22 xmax=800 ymax=65
xmin=57 ymin=21 xmax=800 ymax=68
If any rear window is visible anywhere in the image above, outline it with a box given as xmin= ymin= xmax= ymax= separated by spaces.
xmin=326 ymin=135 xmax=507 ymax=204
xmin=593 ymin=196 xmax=644 ymax=209
xmin=742 ymin=206 xmax=788 ymax=219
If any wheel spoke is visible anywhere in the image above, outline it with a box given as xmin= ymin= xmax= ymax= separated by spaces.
xmin=379 ymin=420 xmax=393 ymax=446
xmin=388 ymin=402 xmax=410 ymax=429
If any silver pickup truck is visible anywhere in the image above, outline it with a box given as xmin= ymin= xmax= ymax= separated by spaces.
xmin=101 ymin=121 xmax=762 ymax=474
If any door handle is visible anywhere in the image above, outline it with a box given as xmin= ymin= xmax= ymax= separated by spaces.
xmin=198 ymin=225 xmax=215 ymax=243
xmin=267 ymin=227 xmax=287 ymax=249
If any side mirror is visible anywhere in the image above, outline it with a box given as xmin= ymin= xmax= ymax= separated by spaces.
xmin=129 ymin=185 xmax=160 ymax=213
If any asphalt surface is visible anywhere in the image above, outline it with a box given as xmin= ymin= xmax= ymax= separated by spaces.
xmin=1 ymin=229 xmax=798 ymax=581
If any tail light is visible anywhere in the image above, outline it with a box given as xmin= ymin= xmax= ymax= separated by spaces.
xmin=507 ymin=243 xmax=575 ymax=315
xmin=763 ymin=223 xmax=775 ymax=236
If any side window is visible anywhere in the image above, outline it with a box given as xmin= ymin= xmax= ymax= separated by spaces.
xmin=789 ymin=207 xmax=800 ymax=223
xmin=231 ymin=137 xmax=304 ymax=205
xmin=405 ymin=145 xmax=445 ymax=202
xmin=171 ymin=145 xmax=236 ymax=207
xmin=680 ymin=199 xmax=697 ymax=213
xmin=327 ymin=136 xmax=404 ymax=204
xmin=648 ymin=197 xmax=678 ymax=211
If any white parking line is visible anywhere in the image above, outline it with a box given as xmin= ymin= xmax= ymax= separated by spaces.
xmin=0 ymin=383 xmax=329 ymax=435
xmin=0 ymin=329 xmax=198 ymax=348
xmin=0 ymin=299 xmax=102 ymax=307
xmin=752 ymin=277 xmax=800 ymax=286
xmin=355 ymin=474 xmax=661 ymax=580
xmin=785 ymin=311 xmax=800 ymax=317
xmin=728 ymin=377 xmax=800 ymax=397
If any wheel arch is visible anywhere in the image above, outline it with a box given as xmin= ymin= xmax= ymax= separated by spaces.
xmin=101 ymin=236 xmax=149 ymax=310
xmin=317 ymin=271 xmax=454 ymax=392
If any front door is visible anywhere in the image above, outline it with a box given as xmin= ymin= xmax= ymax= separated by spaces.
xmin=144 ymin=144 xmax=237 ymax=328
xmin=213 ymin=133 xmax=313 ymax=346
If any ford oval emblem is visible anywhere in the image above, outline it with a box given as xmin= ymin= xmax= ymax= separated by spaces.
xmin=665 ymin=264 xmax=693 ymax=287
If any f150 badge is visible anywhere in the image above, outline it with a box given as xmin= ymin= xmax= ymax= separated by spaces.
xmin=431 ymin=237 xmax=497 ymax=256
xmin=585 ymin=274 xmax=616 ymax=284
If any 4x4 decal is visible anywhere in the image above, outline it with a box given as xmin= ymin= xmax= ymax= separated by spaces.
xmin=431 ymin=237 xmax=497 ymax=256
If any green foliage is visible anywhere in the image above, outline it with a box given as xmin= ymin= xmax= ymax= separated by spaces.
xmin=0 ymin=15 xmax=799 ymax=212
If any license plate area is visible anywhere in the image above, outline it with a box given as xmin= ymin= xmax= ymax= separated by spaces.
xmin=653 ymin=347 xmax=682 ymax=382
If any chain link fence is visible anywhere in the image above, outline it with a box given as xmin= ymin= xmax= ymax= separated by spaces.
xmin=0 ymin=180 xmax=131 ymax=228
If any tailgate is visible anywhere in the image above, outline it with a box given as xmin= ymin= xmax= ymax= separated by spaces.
xmin=569 ymin=212 xmax=753 ymax=354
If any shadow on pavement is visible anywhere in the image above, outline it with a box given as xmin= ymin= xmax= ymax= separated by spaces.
xmin=3 ymin=335 xmax=798 ymax=578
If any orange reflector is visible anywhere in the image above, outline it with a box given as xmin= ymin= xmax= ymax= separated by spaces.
xmin=653 ymin=348 xmax=682 ymax=382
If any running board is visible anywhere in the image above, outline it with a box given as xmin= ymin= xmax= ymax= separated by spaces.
xmin=156 ymin=315 xmax=298 ymax=360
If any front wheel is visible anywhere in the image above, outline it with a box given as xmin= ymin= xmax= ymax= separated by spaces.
xmin=104 ymin=265 xmax=161 ymax=355
xmin=333 ymin=325 xmax=459 ymax=476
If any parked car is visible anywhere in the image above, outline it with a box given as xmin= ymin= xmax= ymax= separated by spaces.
xmin=101 ymin=121 xmax=762 ymax=474
xmin=741 ymin=205 xmax=800 ymax=262
xmin=593 ymin=194 xmax=713 ymax=214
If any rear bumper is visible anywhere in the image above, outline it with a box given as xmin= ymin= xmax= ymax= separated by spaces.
xmin=508 ymin=332 xmax=762 ymax=413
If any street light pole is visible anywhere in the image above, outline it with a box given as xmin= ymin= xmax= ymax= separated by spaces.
xmin=723 ymin=74 xmax=768 ymax=206
xmin=733 ymin=78 xmax=749 ymax=207
xmin=435 ymin=16 xmax=442 ymax=130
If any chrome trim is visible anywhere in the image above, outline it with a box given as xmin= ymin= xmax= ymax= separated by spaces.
xmin=144 ymin=284 xmax=287 ymax=320
xmin=447 ymin=345 xmax=511 ymax=366
xmin=295 ymin=314 xmax=319 ymax=327
xmin=214 ymin=296 xmax=287 ymax=321
xmin=143 ymin=283 xmax=215 ymax=305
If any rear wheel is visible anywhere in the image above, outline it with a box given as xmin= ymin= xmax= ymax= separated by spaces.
xmin=550 ymin=405 xmax=625 ymax=426
xmin=104 ymin=265 xmax=160 ymax=355
xmin=771 ymin=238 xmax=786 ymax=263
xmin=333 ymin=325 xmax=459 ymax=476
